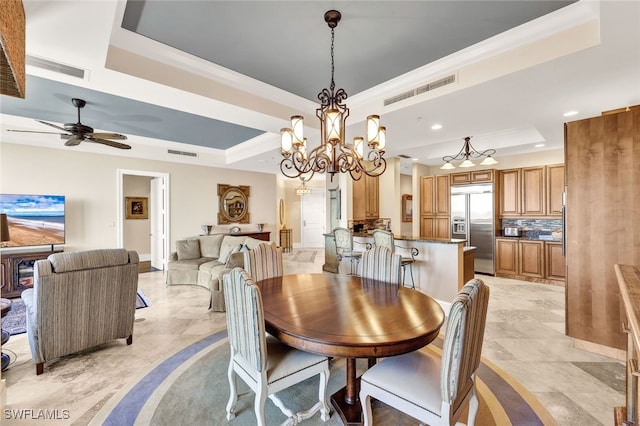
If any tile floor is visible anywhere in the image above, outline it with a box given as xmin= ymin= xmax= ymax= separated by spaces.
xmin=1 ymin=249 xmax=625 ymax=425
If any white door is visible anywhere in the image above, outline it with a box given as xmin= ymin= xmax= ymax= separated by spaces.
xmin=150 ymin=177 xmax=165 ymax=270
xmin=301 ymin=189 xmax=325 ymax=248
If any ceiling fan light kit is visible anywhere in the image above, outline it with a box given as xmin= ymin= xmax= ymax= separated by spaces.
xmin=280 ymin=10 xmax=387 ymax=182
xmin=441 ymin=136 xmax=497 ymax=170
xmin=8 ymin=98 xmax=131 ymax=150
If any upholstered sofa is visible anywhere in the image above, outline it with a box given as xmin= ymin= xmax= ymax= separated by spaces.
xmin=166 ymin=234 xmax=269 ymax=311
xmin=21 ymin=249 xmax=139 ymax=375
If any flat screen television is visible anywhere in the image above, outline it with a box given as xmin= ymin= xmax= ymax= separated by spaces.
xmin=0 ymin=194 xmax=65 ymax=248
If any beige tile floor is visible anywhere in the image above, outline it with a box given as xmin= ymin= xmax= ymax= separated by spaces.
xmin=1 ymin=249 xmax=625 ymax=425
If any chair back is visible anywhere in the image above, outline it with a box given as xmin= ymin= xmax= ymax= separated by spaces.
xmin=333 ymin=227 xmax=354 ymax=253
xmin=223 ymin=267 xmax=268 ymax=373
xmin=440 ymin=278 xmax=490 ymax=404
xmin=372 ymin=229 xmax=395 ymax=252
xmin=359 ymin=246 xmax=402 ymax=285
xmin=243 ymin=243 xmax=283 ymax=282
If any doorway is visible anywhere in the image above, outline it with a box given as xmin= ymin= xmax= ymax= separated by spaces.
xmin=117 ymin=169 xmax=170 ymax=271
xmin=300 ymin=189 xmax=325 ymax=248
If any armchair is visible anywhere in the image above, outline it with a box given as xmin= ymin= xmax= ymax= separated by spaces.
xmin=21 ymin=249 xmax=139 ymax=375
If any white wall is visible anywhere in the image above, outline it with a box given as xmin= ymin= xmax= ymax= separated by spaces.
xmin=0 ymin=143 xmax=278 ymax=252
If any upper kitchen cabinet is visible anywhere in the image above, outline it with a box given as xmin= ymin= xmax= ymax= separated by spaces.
xmin=353 ymin=174 xmax=379 ymax=220
xmin=498 ymin=165 xmax=564 ymax=217
xmin=420 ymin=174 xmax=450 ymax=239
xmin=546 ymin=164 xmax=565 ymax=216
xmin=450 ymin=170 xmax=494 ymax=185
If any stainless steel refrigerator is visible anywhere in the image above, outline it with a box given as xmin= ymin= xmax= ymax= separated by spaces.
xmin=450 ymin=183 xmax=495 ymax=275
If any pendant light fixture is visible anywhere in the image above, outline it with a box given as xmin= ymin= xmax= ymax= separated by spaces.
xmin=280 ymin=10 xmax=387 ymax=181
xmin=441 ymin=136 xmax=498 ymax=170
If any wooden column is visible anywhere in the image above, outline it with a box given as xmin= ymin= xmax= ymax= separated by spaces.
xmin=565 ymin=109 xmax=640 ymax=350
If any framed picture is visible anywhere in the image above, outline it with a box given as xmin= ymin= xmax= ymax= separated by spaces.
xmin=126 ymin=197 xmax=148 ymax=219
xmin=402 ymin=194 xmax=413 ymax=222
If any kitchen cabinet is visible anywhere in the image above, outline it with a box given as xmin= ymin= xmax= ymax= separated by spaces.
xmin=521 ymin=167 xmax=545 ymax=215
xmin=546 ymin=164 xmax=565 ymax=216
xmin=495 ymin=238 xmax=518 ymax=274
xmin=420 ymin=175 xmax=450 ymax=239
xmin=353 ymin=174 xmax=379 ymax=219
xmin=498 ymin=165 xmax=564 ymax=217
xmin=495 ymin=238 xmax=560 ymax=282
xmin=545 ymin=242 xmax=565 ymax=280
xmin=450 ymin=170 xmax=494 ymax=185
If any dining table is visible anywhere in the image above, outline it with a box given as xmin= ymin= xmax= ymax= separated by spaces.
xmin=256 ymin=273 xmax=445 ymax=425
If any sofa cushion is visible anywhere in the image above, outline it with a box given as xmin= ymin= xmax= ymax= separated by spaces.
xmin=167 ymin=257 xmax=214 ymax=270
xmin=199 ymin=260 xmax=225 ymax=274
xmin=199 ymin=234 xmax=225 ymax=258
xmin=218 ymin=243 xmax=241 ymax=264
xmin=177 ymin=239 xmax=201 ymax=260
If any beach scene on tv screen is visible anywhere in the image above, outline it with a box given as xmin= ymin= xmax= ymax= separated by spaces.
xmin=1 ymin=194 xmax=65 ymax=247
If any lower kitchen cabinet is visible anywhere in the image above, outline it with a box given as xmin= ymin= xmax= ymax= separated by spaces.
xmin=495 ymin=238 xmax=564 ymax=284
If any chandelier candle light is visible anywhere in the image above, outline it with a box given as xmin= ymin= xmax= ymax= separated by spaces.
xmin=280 ymin=10 xmax=387 ymax=181
xmin=441 ymin=136 xmax=498 ymax=170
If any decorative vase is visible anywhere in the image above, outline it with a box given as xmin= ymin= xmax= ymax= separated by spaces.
xmin=201 ymin=225 xmax=213 ymax=235
xmin=257 ymin=223 xmax=266 ymax=232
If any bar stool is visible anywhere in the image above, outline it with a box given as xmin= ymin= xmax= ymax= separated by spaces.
xmin=333 ymin=227 xmax=363 ymax=275
xmin=372 ymin=230 xmax=418 ymax=289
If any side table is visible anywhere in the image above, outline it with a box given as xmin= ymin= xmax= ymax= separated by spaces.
xmin=1 ymin=298 xmax=12 ymax=371
xmin=279 ymin=228 xmax=292 ymax=253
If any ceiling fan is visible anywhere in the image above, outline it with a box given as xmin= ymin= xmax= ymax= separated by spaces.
xmin=8 ymin=98 xmax=131 ymax=149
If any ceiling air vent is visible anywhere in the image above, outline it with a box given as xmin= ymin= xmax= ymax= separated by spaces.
xmin=168 ymin=149 xmax=198 ymax=157
xmin=384 ymin=73 xmax=457 ymax=106
xmin=26 ymin=55 xmax=86 ymax=79
xmin=398 ymin=154 xmax=412 ymax=159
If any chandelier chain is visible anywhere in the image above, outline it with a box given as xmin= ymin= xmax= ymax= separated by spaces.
xmin=330 ymin=27 xmax=335 ymax=93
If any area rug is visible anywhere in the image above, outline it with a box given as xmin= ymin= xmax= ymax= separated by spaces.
xmin=91 ymin=330 xmax=557 ymax=425
xmin=2 ymin=290 xmax=150 ymax=336
xmin=291 ymin=249 xmax=318 ymax=263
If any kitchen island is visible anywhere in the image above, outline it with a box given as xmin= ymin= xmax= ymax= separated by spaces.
xmin=323 ymin=232 xmax=475 ymax=311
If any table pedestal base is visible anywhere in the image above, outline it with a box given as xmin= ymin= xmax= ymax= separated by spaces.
xmin=330 ymin=379 xmax=363 ymax=426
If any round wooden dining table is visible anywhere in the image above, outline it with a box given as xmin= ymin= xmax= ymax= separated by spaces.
xmin=256 ymin=273 xmax=445 ymax=425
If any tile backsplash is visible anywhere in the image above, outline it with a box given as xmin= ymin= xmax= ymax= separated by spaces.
xmin=501 ymin=218 xmax=563 ymax=239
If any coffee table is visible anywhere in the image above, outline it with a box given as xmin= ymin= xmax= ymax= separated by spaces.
xmin=256 ymin=273 xmax=445 ymax=425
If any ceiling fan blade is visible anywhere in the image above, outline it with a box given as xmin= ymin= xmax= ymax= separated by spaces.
xmin=87 ymin=132 xmax=128 ymax=140
xmin=7 ymin=129 xmax=65 ymax=135
xmin=36 ymin=120 xmax=69 ymax=132
xmin=87 ymin=137 xmax=131 ymax=150
xmin=65 ymin=137 xmax=83 ymax=146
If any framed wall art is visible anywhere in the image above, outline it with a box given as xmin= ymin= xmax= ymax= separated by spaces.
xmin=125 ymin=197 xmax=148 ymax=219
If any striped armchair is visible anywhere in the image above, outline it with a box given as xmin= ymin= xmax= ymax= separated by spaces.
xmin=359 ymin=278 xmax=490 ymax=426
xmin=223 ymin=268 xmax=331 ymax=425
xmin=359 ymin=246 xmax=402 ymax=285
xmin=21 ymin=249 xmax=139 ymax=375
xmin=243 ymin=243 xmax=283 ymax=282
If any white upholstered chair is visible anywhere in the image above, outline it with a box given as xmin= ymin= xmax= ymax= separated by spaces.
xmin=372 ymin=229 xmax=418 ymax=289
xmin=359 ymin=246 xmax=402 ymax=285
xmin=359 ymin=278 xmax=490 ymax=426
xmin=243 ymin=242 xmax=283 ymax=282
xmin=223 ymin=267 xmax=331 ymax=426
xmin=333 ymin=227 xmax=363 ymax=275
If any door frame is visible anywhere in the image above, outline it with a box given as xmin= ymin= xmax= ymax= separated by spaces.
xmin=117 ymin=169 xmax=170 ymax=270
xmin=300 ymin=189 xmax=326 ymax=248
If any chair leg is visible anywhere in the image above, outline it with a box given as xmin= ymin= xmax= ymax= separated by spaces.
xmin=126 ymin=335 xmax=133 ymax=345
xmin=254 ymin=386 xmax=267 ymax=426
xmin=36 ymin=362 xmax=44 ymax=375
xmin=408 ymin=262 xmax=415 ymax=289
xmin=226 ymin=362 xmax=238 ymax=420
xmin=318 ymin=368 xmax=331 ymax=421
xmin=360 ymin=392 xmax=373 ymax=426
xmin=467 ymin=386 xmax=479 ymax=426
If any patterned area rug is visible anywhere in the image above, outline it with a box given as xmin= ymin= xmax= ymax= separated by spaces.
xmin=2 ymin=290 xmax=150 ymax=336
xmin=91 ymin=330 xmax=557 ymax=426
xmin=291 ymin=249 xmax=317 ymax=263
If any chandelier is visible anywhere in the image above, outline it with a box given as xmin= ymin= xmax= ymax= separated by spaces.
xmin=441 ymin=136 xmax=498 ymax=170
xmin=280 ymin=10 xmax=387 ymax=182
xmin=295 ymin=178 xmax=311 ymax=196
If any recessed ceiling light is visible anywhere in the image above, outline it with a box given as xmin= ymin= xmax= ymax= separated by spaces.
xmin=534 ymin=143 xmax=545 ymax=148
xmin=563 ymin=110 xmax=578 ymax=117
xmin=431 ymin=124 xmax=442 ymax=130
xmin=412 ymin=158 xmax=419 ymax=161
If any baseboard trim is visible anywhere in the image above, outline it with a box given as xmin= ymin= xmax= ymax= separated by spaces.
xmin=574 ymin=337 xmax=626 ymax=361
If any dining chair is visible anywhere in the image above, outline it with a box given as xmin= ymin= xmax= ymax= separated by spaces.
xmin=371 ymin=229 xmax=418 ymax=289
xmin=243 ymin=242 xmax=283 ymax=282
xmin=223 ymin=267 xmax=331 ymax=425
xmin=359 ymin=278 xmax=490 ymax=426
xmin=359 ymin=245 xmax=402 ymax=285
xmin=333 ymin=227 xmax=363 ymax=275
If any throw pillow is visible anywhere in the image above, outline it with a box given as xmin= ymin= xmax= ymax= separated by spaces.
xmin=218 ymin=244 xmax=240 ymax=264
xmin=176 ymin=239 xmax=201 ymax=260
xmin=199 ymin=234 xmax=224 ymax=258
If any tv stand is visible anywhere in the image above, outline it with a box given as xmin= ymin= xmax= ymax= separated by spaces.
xmin=0 ymin=249 xmax=62 ymax=299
